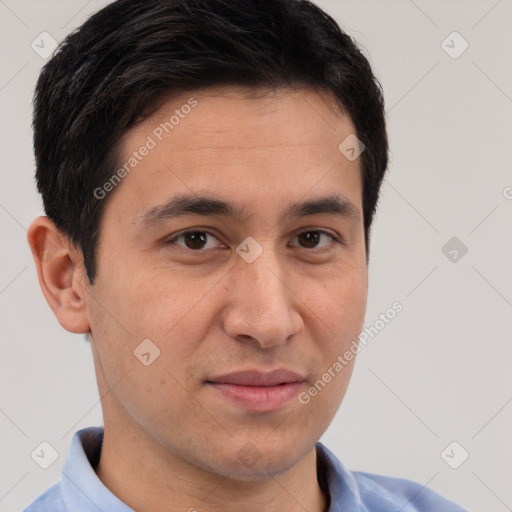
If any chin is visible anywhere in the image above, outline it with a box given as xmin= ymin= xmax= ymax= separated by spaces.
xmin=210 ymin=437 xmax=312 ymax=481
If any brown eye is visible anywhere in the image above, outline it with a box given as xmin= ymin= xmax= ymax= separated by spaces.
xmin=166 ymin=230 xmax=223 ymax=251
xmin=294 ymin=230 xmax=338 ymax=250
xmin=181 ymin=232 xmax=208 ymax=250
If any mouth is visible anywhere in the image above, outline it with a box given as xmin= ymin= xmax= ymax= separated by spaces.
xmin=205 ymin=369 xmax=306 ymax=411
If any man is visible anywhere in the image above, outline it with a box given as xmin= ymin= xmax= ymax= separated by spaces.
xmin=24 ymin=0 xmax=466 ymax=510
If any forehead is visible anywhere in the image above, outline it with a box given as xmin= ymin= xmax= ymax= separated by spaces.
xmin=105 ymin=85 xmax=363 ymax=227
xmin=122 ymin=85 xmax=355 ymax=155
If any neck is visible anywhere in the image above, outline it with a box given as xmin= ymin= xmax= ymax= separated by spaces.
xmin=94 ymin=422 xmax=328 ymax=512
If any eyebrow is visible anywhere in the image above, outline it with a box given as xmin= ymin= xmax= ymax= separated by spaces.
xmin=134 ymin=193 xmax=360 ymax=227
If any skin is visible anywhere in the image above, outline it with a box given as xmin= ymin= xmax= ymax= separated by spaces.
xmin=27 ymin=86 xmax=368 ymax=512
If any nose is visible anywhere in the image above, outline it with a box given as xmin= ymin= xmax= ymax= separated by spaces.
xmin=221 ymin=244 xmax=303 ymax=349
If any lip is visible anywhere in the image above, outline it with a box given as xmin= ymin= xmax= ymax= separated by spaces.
xmin=206 ymin=369 xmax=306 ymax=411
xmin=207 ymin=369 xmax=306 ymax=386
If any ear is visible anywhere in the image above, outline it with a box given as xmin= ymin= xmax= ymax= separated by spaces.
xmin=27 ymin=216 xmax=91 ymax=334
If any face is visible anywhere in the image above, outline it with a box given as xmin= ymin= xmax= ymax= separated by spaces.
xmin=84 ymin=86 xmax=367 ymax=479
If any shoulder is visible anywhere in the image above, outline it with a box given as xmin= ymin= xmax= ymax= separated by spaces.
xmin=352 ymin=470 xmax=467 ymax=511
xmin=22 ymin=481 xmax=66 ymax=512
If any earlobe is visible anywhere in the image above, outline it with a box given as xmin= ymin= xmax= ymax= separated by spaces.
xmin=27 ymin=216 xmax=91 ymax=334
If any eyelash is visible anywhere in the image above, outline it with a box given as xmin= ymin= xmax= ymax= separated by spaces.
xmin=165 ymin=229 xmax=342 ymax=251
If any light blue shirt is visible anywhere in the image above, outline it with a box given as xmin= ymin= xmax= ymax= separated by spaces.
xmin=23 ymin=426 xmax=467 ymax=511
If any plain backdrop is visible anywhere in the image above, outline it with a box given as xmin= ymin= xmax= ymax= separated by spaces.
xmin=1 ymin=1 xmax=511 ymax=511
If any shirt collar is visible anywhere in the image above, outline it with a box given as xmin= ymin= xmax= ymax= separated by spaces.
xmin=61 ymin=426 xmax=134 ymax=511
xmin=316 ymin=441 xmax=365 ymax=511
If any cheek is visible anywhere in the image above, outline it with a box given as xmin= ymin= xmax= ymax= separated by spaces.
xmin=304 ymin=281 xmax=364 ymax=412
xmin=101 ymin=267 xmax=193 ymax=339
xmin=312 ymin=267 xmax=367 ymax=339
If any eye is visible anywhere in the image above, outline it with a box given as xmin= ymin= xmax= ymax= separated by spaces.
xmin=165 ymin=228 xmax=341 ymax=252
xmin=165 ymin=230 xmax=225 ymax=251
xmin=291 ymin=230 xmax=340 ymax=250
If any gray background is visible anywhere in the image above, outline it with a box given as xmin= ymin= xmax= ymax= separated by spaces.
xmin=1 ymin=1 xmax=510 ymax=511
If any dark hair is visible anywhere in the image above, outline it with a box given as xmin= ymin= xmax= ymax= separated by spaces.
xmin=33 ymin=0 xmax=388 ymax=284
